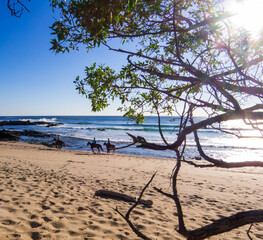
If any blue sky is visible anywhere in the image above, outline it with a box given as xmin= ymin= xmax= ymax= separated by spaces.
xmin=0 ymin=1 xmax=125 ymax=116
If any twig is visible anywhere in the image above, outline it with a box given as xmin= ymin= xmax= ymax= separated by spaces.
xmin=115 ymin=207 xmax=152 ymax=240
xmin=153 ymin=187 xmax=174 ymax=199
xmin=126 ymin=172 xmax=156 ymax=218
xmin=115 ymin=172 xmax=157 ymax=240
xmin=247 ymin=223 xmax=253 ymax=240
xmin=7 ymin=0 xmax=30 ymax=17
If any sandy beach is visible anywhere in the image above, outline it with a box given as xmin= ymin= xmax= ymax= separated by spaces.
xmin=0 ymin=141 xmax=262 ymax=240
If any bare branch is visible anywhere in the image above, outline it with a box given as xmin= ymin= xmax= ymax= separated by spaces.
xmin=115 ymin=173 xmax=157 ymax=240
xmin=115 ymin=207 xmax=152 ymax=240
xmin=173 ymin=110 xmax=263 ymax=150
xmin=7 ymin=0 xmax=30 ymax=17
xmin=247 ymin=223 xmax=254 ymax=240
xmin=173 ymin=150 xmax=187 ymax=234
xmin=187 ymin=210 xmax=263 ymax=240
xmin=126 ymin=172 xmax=156 ymax=219
xmin=153 ymin=187 xmax=174 ymax=199
xmin=190 ymin=115 xmax=263 ymax=168
xmin=115 ymin=142 xmax=136 ymax=150
xmin=154 ymin=104 xmax=169 ymax=146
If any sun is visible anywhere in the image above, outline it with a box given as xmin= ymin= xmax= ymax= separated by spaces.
xmin=224 ymin=0 xmax=263 ymax=37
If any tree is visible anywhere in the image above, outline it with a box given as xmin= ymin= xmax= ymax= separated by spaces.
xmin=7 ymin=0 xmax=31 ymax=17
xmin=49 ymin=0 xmax=263 ymax=239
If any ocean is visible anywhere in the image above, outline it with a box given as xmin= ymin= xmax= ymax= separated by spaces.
xmin=1 ymin=115 xmax=263 ymax=162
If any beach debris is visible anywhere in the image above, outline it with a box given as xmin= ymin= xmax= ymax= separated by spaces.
xmin=94 ymin=189 xmax=153 ymax=206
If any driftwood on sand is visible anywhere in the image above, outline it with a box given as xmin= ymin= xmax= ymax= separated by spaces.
xmin=94 ymin=189 xmax=153 ymax=206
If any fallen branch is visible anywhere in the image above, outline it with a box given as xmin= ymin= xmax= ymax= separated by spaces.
xmin=95 ymin=189 xmax=153 ymax=206
xmin=186 ymin=210 xmax=263 ymax=240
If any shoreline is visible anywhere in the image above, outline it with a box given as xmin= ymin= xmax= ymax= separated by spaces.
xmin=1 ymin=116 xmax=263 ymax=163
xmin=0 ymin=141 xmax=263 ymax=239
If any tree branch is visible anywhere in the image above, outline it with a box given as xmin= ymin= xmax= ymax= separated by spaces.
xmin=173 ymin=110 xmax=263 ymax=150
xmin=173 ymin=150 xmax=187 ymax=234
xmin=190 ymin=115 xmax=263 ymax=168
xmin=247 ymin=223 xmax=254 ymax=240
xmin=153 ymin=187 xmax=174 ymax=199
xmin=115 ymin=173 xmax=156 ymax=240
xmin=187 ymin=210 xmax=263 ymax=240
xmin=7 ymin=0 xmax=30 ymax=17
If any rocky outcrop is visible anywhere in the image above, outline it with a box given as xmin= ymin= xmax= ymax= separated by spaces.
xmin=0 ymin=130 xmax=20 ymax=141
xmin=0 ymin=120 xmax=62 ymax=127
xmin=0 ymin=130 xmax=54 ymax=141
xmin=17 ymin=130 xmax=54 ymax=138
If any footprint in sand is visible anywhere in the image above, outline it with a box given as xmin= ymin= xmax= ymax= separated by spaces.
xmin=30 ymin=221 xmax=42 ymax=228
xmin=83 ymin=232 xmax=96 ymax=238
xmin=6 ymin=207 xmax=16 ymax=213
xmin=116 ymin=233 xmax=129 ymax=239
xmin=110 ymin=220 xmax=119 ymax=227
xmin=12 ymin=233 xmax=21 ymax=238
xmin=43 ymin=216 xmax=52 ymax=222
xmin=41 ymin=205 xmax=50 ymax=210
xmin=68 ymin=231 xmax=80 ymax=237
xmin=31 ymin=232 xmax=41 ymax=240
xmin=1 ymin=219 xmax=16 ymax=225
xmin=30 ymin=214 xmax=38 ymax=220
xmin=89 ymin=224 xmax=101 ymax=230
xmin=133 ymin=210 xmax=145 ymax=216
xmin=78 ymin=206 xmax=86 ymax=211
xmin=52 ymin=221 xmax=65 ymax=229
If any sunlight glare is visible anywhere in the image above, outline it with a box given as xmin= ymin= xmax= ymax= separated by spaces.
xmin=225 ymin=0 xmax=263 ymax=37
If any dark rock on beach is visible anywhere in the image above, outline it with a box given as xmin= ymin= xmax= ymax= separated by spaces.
xmin=0 ymin=120 xmax=62 ymax=127
xmin=18 ymin=130 xmax=53 ymax=138
xmin=0 ymin=130 xmax=20 ymax=141
xmin=46 ymin=123 xmax=61 ymax=127
xmin=0 ymin=129 xmax=54 ymax=141
xmin=97 ymin=128 xmax=105 ymax=131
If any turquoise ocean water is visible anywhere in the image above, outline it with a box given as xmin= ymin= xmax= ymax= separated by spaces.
xmin=1 ymin=115 xmax=263 ymax=162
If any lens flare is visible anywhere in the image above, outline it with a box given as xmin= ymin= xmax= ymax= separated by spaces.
xmin=225 ymin=0 xmax=263 ymax=37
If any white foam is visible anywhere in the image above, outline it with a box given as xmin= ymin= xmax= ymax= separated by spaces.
xmin=19 ymin=118 xmax=57 ymax=123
